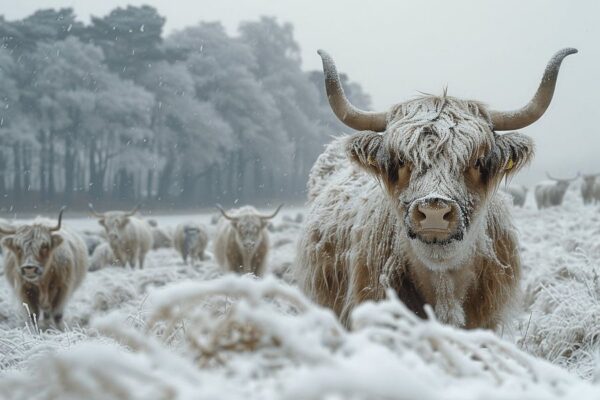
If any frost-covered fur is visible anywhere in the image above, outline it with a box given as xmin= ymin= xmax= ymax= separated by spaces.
xmin=535 ymin=181 xmax=571 ymax=209
xmin=297 ymin=95 xmax=533 ymax=329
xmin=214 ymin=206 xmax=271 ymax=277
xmin=95 ymin=212 xmax=153 ymax=269
xmin=173 ymin=223 xmax=208 ymax=265
xmin=2 ymin=219 xmax=87 ymax=327
xmin=506 ymin=185 xmax=528 ymax=207
xmin=89 ymin=242 xmax=118 ymax=272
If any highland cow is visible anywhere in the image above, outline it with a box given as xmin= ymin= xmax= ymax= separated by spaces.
xmin=581 ymin=174 xmax=600 ymax=205
xmin=88 ymin=204 xmax=153 ymax=269
xmin=214 ymin=204 xmax=283 ymax=276
xmin=1 ymin=209 xmax=87 ymax=328
xmin=296 ymin=48 xmax=576 ymax=329
xmin=534 ymin=173 xmax=578 ymax=209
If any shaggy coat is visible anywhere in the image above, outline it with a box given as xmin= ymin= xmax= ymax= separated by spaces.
xmin=2 ymin=220 xmax=87 ymax=327
xmin=297 ymin=97 xmax=532 ymax=329
xmin=173 ymin=223 xmax=208 ymax=265
xmin=214 ymin=206 xmax=273 ymax=277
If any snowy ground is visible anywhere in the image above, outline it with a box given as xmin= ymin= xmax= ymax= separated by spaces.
xmin=0 ymin=194 xmax=600 ymax=399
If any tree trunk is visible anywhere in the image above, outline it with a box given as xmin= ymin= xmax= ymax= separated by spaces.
xmin=12 ymin=142 xmax=22 ymax=201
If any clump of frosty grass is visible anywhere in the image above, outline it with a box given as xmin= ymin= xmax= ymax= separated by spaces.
xmin=1 ymin=275 xmax=599 ymax=399
xmin=521 ymin=254 xmax=600 ymax=379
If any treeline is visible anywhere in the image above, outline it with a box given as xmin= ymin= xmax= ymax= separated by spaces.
xmin=0 ymin=6 xmax=371 ymax=211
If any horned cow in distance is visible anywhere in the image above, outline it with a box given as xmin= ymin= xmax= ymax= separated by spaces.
xmin=1 ymin=208 xmax=87 ymax=328
xmin=214 ymin=204 xmax=283 ymax=277
xmin=534 ymin=173 xmax=578 ymax=209
xmin=88 ymin=204 xmax=153 ymax=269
xmin=296 ymin=48 xmax=576 ymax=329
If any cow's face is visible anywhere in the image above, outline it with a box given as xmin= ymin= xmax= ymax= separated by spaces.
xmin=2 ymin=225 xmax=63 ymax=282
xmin=98 ymin=213 xmax=131 ymax=243
xmin=348 ymin=97 xmax=534 ymax=270
xmin=231 ymin=215 xmax=264 ymax=254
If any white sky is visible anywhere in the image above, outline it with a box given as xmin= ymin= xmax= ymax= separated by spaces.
xmin=4 ymin=0 xmax=600 ymax=185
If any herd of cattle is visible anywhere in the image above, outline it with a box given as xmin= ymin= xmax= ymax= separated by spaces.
xmin=0 ymin=46 xmax=588 ymax=333
xmin=0 ymin=203 xmax=283 ymax=328
xmin=506 ymin=172 xmax=600 ymax=209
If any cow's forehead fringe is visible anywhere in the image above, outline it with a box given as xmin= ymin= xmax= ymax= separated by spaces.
xmin=13 ymin=224 xmax=53 ymax=251
xmin=384 ymin=95 xmax=494 ymax=172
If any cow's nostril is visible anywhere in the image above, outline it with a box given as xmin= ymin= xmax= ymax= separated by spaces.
xmin=442 ymin=207 xmax=453 ymax=221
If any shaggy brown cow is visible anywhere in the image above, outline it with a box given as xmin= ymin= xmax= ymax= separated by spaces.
xmin=1 ymin=209 xmax=87 ymax=328
xmin=296 ymin=48 xmax=576 ymax=329
xmin=214 ymin=204 xmax=283 ymax=276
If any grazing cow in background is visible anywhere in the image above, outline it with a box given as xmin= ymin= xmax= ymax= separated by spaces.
xmin=0 ymin=208 xmax=87 ymax=328
xmin=581 ymin=173 xmax=600 ymax=205
xmin=88 ymin=204 xmax=153 ymax=269
xmin=214 ymin=204 xmax=283 ymax=277
xmin=89 ymin=242 xmax=118 ymax=272
xmin=80 ymin=231 xmax=104 ymax=256
xmin=506 ymin=185 xmax=528 ymax=207
xmin=534 ymin=173 xmax=578 ymax=209
xmin=296 ymin=48 xmax=576 ymax=329
xmin=173 ymin=223 xmax=208 ymax=265
xmin=147 ymin=219 xmax=173 ymax=250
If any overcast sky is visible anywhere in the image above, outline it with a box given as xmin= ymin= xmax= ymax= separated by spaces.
xmin=4 ymin=0 xmax=599 ymax=185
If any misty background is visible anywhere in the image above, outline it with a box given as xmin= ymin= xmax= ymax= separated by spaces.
xmin=1 ymin=0 xmax=598 ymax=211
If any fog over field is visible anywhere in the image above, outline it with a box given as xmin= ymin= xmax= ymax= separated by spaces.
xmin=7 ymin=1 xmax=600 ymax=186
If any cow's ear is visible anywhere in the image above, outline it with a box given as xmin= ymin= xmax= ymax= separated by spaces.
xmin=495 ymin=132 xmax=534 ymax=177
xmin=50 ymin=234 xmax=63 ymax=249
xmin=346 ymin=131 xmax=386 ymax=175
xmin=1 ymin=236 xmax=15 ymax=251
xmin=98 ymin=218 xmax=105 ymax=227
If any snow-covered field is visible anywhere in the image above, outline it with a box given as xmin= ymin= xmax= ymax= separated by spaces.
xmin=1 ymin=192 xmax=600 ymax=399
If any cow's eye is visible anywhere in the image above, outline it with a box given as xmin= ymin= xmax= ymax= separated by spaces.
xmin=474 ymin=158 xmax=484 ymax=169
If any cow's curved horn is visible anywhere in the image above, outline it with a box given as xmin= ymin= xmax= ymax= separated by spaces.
xmin=88 ymin=203 xmax=104 ymax=218
xmin=216 ymin=204 xmax=238 ymax=221
xmin=547 ymin=172 xmax=578 ymax=182
xmin=260 ymin=204 xmax=284 ymax=220
xmin=0 ymin=225 xmax=16 ymax=235
xmin=50 ymin=206 xmax=66 ymax=232
xmin=318 ymin=50 xmax=387 ymax=132
xmin=490 ymin=48 xmax=577 ymax=131
xmin=124 ymin=203 xmax=141 ymax=217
